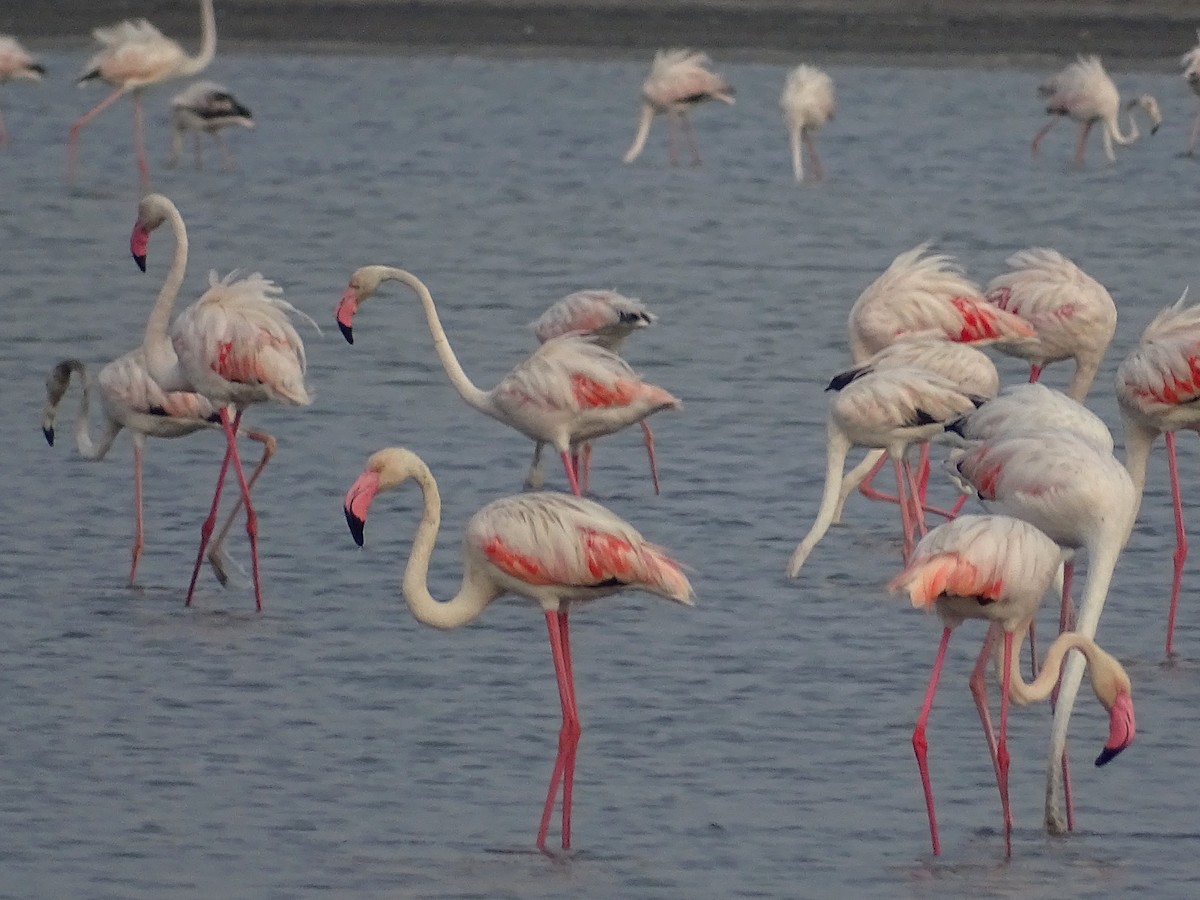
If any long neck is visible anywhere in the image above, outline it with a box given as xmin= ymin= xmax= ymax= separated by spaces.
xmin=178 ymin=0 xmax=217 ymax=77
xmin=787 ymin=421 xmax=851 ymax=577
xmin=400 ymin=457 xmax=500 ymax=630
xmin=47 ymin=362 xmax=121 ymax=460
xmin=1107 ymin=105 xmax=1141 ymax=146
xmin=1007 ymin=631 xmax=1104 ymax=704
xmin=141 ymin=206 xmax=190 ymax=392
xmin=1120 ymin=413 xmax=1157 ymax=521
xmin=378 ymin=268 xmax=492 ymax=412
xmin=789 ymin=125 xmax=804 ymax=181
xmin=622 ymin=103 xmax=655 ymax=164
xmin=1065 ymin=356 xmax=1101 ymax=402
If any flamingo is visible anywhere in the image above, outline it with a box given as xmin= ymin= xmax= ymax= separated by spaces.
xmin=622 ymin=49 xmax=734 ymax=166
xmin=527 ymin=289 xmax=659 ymax=493
xmin=779 ymin=64 xmax=835 ymax=182
xmin=890 ymin=514 xmax=1135 ymax=857
xmin=343 ymin=446 xmax=693 ymax=852
xmin=133 ymin=193 xmax=316 ymax=611
xmin=944 ymin=382 xmax=1114 ymax=453
xmin=787 ymin=365 xmax=988 ymax=577
xmin=1031 ymin=55 xmax=1161 ymax=166
xmin=68 ymin=0 xmax=216 ymax=187
xmin=949 ymin=430 xmax=1137 ymax=835
xmin=0 ymin=35 xmax=44 ymax=147
xmin=1117 ymin=289 xmax=1200 ymax=656
xmin=983 ymin=248 xmax=1117 ymax=401
xmin=165 ymin=80 xmax=254 ymax=171
xmin=335 ymin=266 xmax=680 ymax=497
xmin=41 ymin=353 xmax=275 ymax=586
xmin=1182 ymin=32 xmax=1200 ymax=156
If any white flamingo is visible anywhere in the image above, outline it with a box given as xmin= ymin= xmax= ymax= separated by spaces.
xmin=1031 ymin=55 xmax=1161 ymax=165
xmin=1182 ymin=32 xmax=1200 ymax=156
xmin=68 ymin=0 xmax=216 ymax=187
xmin=0 ymin=35 xmax=44 ymax=147
xmin=166 ymin=80 xmax=254 ymax=171
xmin=983 ymin=248 xmax=1117 ymax=401
xmin=622 ymin=49 xmax=734 ymax=166
xmin=944 ymin=382 xmax=1113 ymax=453
xmin=133 ymin=193 xmax=316 ymax=611
xmin=42 ymin=353 xmax=275 ymax=586
xmin=335 ymin=266 xmax=680 ymax=497
xmin=343 ymin=446 xmax=693 ymax=853
xmin=780 ymin=64 xmax=835 ymax=182
xmin=890 ymin=514 xmax=1135 ymax=857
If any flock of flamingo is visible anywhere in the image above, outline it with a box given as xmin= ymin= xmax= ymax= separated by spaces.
xmin=11 ymin=0 xmax=1200 ymax=861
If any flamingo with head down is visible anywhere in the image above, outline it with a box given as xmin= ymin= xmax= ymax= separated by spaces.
xmin=0 ymin=36 xmax=45 ymax=147
xmin=623 ymin=49 xmax=734 ymax=166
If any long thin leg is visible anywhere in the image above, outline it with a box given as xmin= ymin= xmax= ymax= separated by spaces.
xmin=1029 ymin=364 xmax=1042 ymax=383
xmin=537 ymin=610 xmax=582 ymax=853
xmin=1053 ymin=559 xmax=1075 ymax=831
xmin=640 ymin=421 xmax=661 ymax=494
xmin=186 ymin=420 xmax=238 ymax=606
xmin=132 ymin=90 xmax=149 ymax=189
xmin=802 ymin=131 xmax=825 ymax=181
xmin=998 ymin=631 xmax=1014 ymax=858
xmin=859 ymin=448 xmax=958 ymax=519
xmin=666 ymin=113 xmax=679 ymax=166
xmin=1073 ymin=121 xmax=1094 ymax=167
xmin=969 ymin=624 xmax=1001 ymax=785
xmin=893 ymin=457 xmax=916 ymax=561
xmin=1165 ymin=431 xmax=1186 ymax=656
xmin=559 ymin=449 xmax=582 ymax=496
xmin=67 ymin=86 xmax=127 ymax=184
xmin=129 ymin=435 xmax=146 ymax=584
xmin=1031 ymin=118 xmax=1058 ymax=156
xmin=579 ymin=445 xmax=591 ymax=495
xmin=557 ymin=611 xmax=579 ymax=849
xmin=524 ymin=442 xmax=546 ymax=490
xmin=207 ymin=430 xmax=276 ymax=587
xmin=913 ymin=626 xmax=952 ymax=856
xmin=680 ymin=114 xmax=702 ymax=166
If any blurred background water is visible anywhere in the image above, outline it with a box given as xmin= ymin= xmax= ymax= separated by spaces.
xmin=2 ymin=48 xmax=1200 ymax=898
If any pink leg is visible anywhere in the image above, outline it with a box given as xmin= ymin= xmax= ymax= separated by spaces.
xmin=640 ymin=421 xmax=661 ymax=495
xmin=903 ymin=459 xmax=929 ymax=540
xmin=580 ymin=443 xmax=593 ymax=495
xmin=997 ymin=631 xmax=1014 ymax=857
xmin=186 ymin=420 xmax=238 ymax=606
xmin=913 ymin=626 xmax=952 ymax=856
xmin=916 ymin=443 xmax=931 ymax=505
xmin=969 ymin=624 xmax=1001 ymax=784
xmin=132 ymin=90 xmax=150 ymax=189
xmin=129 ymin=437 xmax=145 ymax=585
xmin=558 ymin=611 xmax=579 ymax=848
xmin=67 ymin=86 xmax=127 ymax=184
xmin=1031 ymin=118 xmax=1058 ymax=156
xmin=1165 ymin=431 xmax=1186 ymax=657
xmin=802 ymin=131 xmax=824 ymax=181
xmin=666 ymin=113 xmax=679 ymax=166
xmin=681 ymin=115 xmax=702 ymax=166
xmin=1073 ymin=121 xmax=1094 ymax=167
xmin=559 ymin=450 xmax=581 ymax=496
xmin=893 ymin=458 xmax=916 ymax=561
xmin=536 ymin=610 xmax=582 ymax=853
xmin=863 ymin=448 xmax=958 ymax=520
xmin=1028 ymin=364 xmax=1042 ymax=383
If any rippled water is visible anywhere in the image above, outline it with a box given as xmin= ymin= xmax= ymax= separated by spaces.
xmin=4 ymin=48 xmax=1200 ymax=898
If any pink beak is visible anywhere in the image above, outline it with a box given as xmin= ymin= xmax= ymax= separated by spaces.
xmin=131 ymin=224 xmax=150 ymax=272
xmin=336 ymin=288 xmax=358 ymax=344
xmin=1096 ymin=691 xmax=1135 ymax=766
xmin=344 ymin=470 xmax=380 ymax=546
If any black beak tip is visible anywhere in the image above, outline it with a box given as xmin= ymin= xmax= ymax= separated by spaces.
xmin=338 ymin=322 xmax=354 ymax=344
xmin=43 ymin=427 xmax=54 ymax=447
xmin=1152 ymin=124 xmax=1161 ymax=136
xmin=345 ymin=508 xmax=365 ymax=546
xmin=133 ymin=253 xmax=147 ymax=273
xmin=1095 ymin=746 xmax=1124 ymax=767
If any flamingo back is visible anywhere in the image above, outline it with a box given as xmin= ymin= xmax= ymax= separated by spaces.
xmin=1116 ymin=301 xmax=1200 ymax=424
xmin=780 ymin=65 xmax=835 ymax=129
xmin=530 ymin=290 xmax=655 ymax=350
xmin=1041 ymin=55 xmax=1118 ymax=121
xmin=643 ymin=49 xmax=733 ymax=108
xmin=833 ymin=336 xmax=1000 ymax=399
xmin=99 ymin=348 xmax=218 ymax=424
xmin=81 ymin=19 xmax=186 ymax=85
xmin=830 ymin=366 xmax=986 ymax=447
xmin=948 ymin=383 xmax=1114 ymax=451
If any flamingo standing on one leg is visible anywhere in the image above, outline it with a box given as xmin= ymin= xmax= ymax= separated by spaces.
xmin=779 ymin=64 xmax=835 ymax=182
xmin=1182 ymin=32 xmax=1200 ymax=156
xmin=787 ymin=365 xmax=988 ymax=577
xmin=41 ymin=353 xmax=276 ymax=586
xmin=889 ymin=514 xmax=1135 ymax=857
xmin=1031 ymin=55 xmax=1161 ymax=166
xmin=622 ymin=49 xmax=734 ymax=166
xmin=983 ymin=247 xmax=1117 ymax=401
xmin=165 ymin=80 xmax=254 ymax=171
xmin=68 ymin=0 xmax=216 ymax=188
xmin=1117 ymin=289 xmax=1200 ymax=656
xmin=133 ymin=193 xmax=315 ymax=610
xmin=527 ymin=289 xmax=659 ymax=492
xmin=342 ymin=446 xmax=694 ymax=852
xmin=335 ymin=266 xmax=680 ymax=497
xmin=0 ymin=36 xmax=45 ymax=147
xmin=949 ymin=430 xmax=1137 ymax=835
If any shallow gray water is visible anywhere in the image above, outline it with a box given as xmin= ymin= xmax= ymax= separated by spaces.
xmin=3 ymin=48 xmax=1200 ymax=898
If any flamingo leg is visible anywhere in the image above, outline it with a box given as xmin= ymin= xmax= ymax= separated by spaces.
xmin=640 ymin=421 xmax=661 ymax=495
xmin=559 ymin=449 xmax=582 ymax=497
xmin=998 ymin=631 xmax=1014 ymax=858
xmin=185 ymin=415 xmax=239 ymax=606
xmin=680 ymin=113 xmax=703 ymax=166
xmin=913 ymin=626 xmax=952 ymax=856
xmin=903 ymin=458 xmax=929 ymax=540
xmin=524 ymin=442 xmax=546 ymax=491
xmin=1031 ymin=118 xmax=1058 ymax=156
xmin=132 ymin=90 xmax=149 ymax=189
xmin=558 ymin=611 xmax=579 ymax=849
xmin=537 ymin=610 xmax=582 ymax=853
xmin=893 ymin=457 xmax=916 ymax=561
xmin=129 ymin=435 xmax=146 ymax=585
xmin=1073 ymin=121 xmax=1094 ymax=167
xmin=1165 ymin=431 xmax=1187 ymax=657
xmin=67 ymin=85 xmax=128 ymax=184
xmin=916 ymin=443 xmax=931 ymax=505
xmin=1029 ymin=364 xmax=1042 ymax=384
xmin=579 ymin=444 xmax=592 ymax=495
xmin=1052 ymin=559 xmax=1075 ymax=832
xmin=666 ymin=113 xmax=678 ymax=166
xmin=207 ymin=430 xmax=277 ymax=587
xmin=802 ymin=131 xmax=824 ymax=181
xmin=860 ymin=448 xmax=958 ymax=520
xmin=968 ymin=624 xmax=1001 ymax=786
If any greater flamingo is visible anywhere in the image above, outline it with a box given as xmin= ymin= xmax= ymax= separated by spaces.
xmin=342 ymin=446 xmax=694 ymax=852
xmin=890 ymin=514 xmax=1135 ymax=857
xmin=944 ymin=382 xmax=1113 ymax=453
xmin=166 ymin=80 xmax=254 ymax=171
xmin=622 ymin=49 xmax=734 ymax=166
xmin=983 ymin=248 xmax=1117 ymax=401
xmin=787 ymin=364 xmax=988 ymax=577
xmin=133 ymin=193 xmax=315 ymax=610
xmin=527 ymin=289 xmax=659 ymax=493
xmin=1031 ymin=55 xmax=1161 ymax=166
xmin=68 ymin=0 xmax=216 ymax=187
xmin=42 ymin=353 xmax=275 ymax=586
xmin=335 ymin=266 xmax=680 ymax=497
xmin=1182 ymin=32 xmax=1200 ymax=156
xmin=1116 ymin=289 xmax=1200 ymax=656
xmin=0 ymin=35 xmax=44 ymax=147
xmin=949 ymin=430 xmax=1137 ymax=834
xmin=779 ymin=64 xmax=835 ymax=182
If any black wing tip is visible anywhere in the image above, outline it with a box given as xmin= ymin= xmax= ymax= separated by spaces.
xmin=338 ymin=321 xmax=354 ymax=344
xmin=1095 ymin=745 xmax=1125 ymax=767
xmin=826 ymin=366 xmax=866 ymax=392
xmin=345 ymin=507 xmax=365 ymax=546
xmin=42 ymin=426 xmax=55 ymax=447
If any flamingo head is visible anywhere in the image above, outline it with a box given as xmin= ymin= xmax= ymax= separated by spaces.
xmin=343 ymin=447 xmax=425 ymax=546
xmin=336 ymin=265 xmax=392 ymax=345
xmin=1127 ymin=94 xmax=1162 ymax=134
xmin=1089 ymin=646 xmax=1135 ymax=766
xmin=131 ymin=193 xmax=176 ymax=272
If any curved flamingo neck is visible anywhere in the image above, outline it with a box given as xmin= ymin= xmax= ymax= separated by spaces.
xmin=46 ymin=360 xmax=121 ymax=460
xmin=1007 ymin=631 xmax=1107 ymax=704
xmin=787 ymin=421 xmax=851 ymax=577
xmin=178 ymin=0 xmax=217 ymax=78
xmin=622 ymin=103 xmax=655 ymax=164
xmin=372 ymin=267 xmax=492 ymax=413
xmin=1106 ymin=105 xmax=1142 ymax=147
xmin=1120 ymin=414 xmax=1158 ymax=520
xmin=398 ymin=455 xmax=500 ymax=630
xmin=141 ymin=201 xmax=190 ymax=393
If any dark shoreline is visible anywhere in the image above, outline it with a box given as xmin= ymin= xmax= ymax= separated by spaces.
xmin=5 ymin=2 xmax=1198 ymax=67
